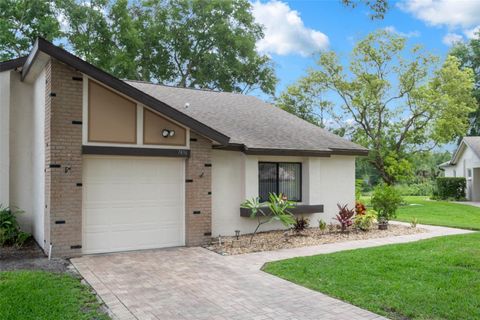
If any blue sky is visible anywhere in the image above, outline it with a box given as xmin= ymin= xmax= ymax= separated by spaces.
xmin=252 ymin=0 xmax=480 ymax=98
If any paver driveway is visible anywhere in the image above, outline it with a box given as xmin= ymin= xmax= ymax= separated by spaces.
xmin=73 ymin=247 xmax=384 ymax=320
xmin=72 ymin=224 xmax=470 ymax=320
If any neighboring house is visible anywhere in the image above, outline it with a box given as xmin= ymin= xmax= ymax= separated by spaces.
xmin=0 ymin=38 xmax=368 ymax=257
xmin=440 ymin=136 xmax=480 ymax=201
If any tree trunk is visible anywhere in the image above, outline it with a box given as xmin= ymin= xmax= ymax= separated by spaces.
xmin=370 ymin=157 xmax=395 ymax=185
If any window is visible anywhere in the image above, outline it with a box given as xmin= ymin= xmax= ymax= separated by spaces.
xmin=258 ymin=162 xmax=301 ymax=201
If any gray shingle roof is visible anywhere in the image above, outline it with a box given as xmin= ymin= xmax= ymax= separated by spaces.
xmin=449 ymin=136 xmax=480 ymax=165
xmin=126 ymin=80 xmax=367 ymax=154
xmin=463 ymin=137 xmax=480 ymax=157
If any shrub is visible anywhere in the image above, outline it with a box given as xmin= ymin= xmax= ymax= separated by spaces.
xmin=395 ymin=182 xmax=434 ymax=196
xmin=354 ymin=210 xmax=377 ymax=231
xmin=318 ymin=219 xmax=327 ymax=232
xmin=0 ymin=206 xmax=30 ymax=247
xmin=436 ymin=177 xmax=466 ymax=200
xmin=292 ymin=216 xmax=309 ymax=233
xmin=371 ymin=185 xmax=403 ymax=224
xmin=410 ymin=217 xmax=418 ymax=228
xmin=335 ymin=203 xmax=355 ymax=232
xmin=355 ymin=179 xmax=363 ymax=200
xmin=241 ymin=193 xmax=296 ymax=243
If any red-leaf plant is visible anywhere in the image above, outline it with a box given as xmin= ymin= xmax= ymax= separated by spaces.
xmin=355 ymin=201 xmax=366 ymax=215
xmin=335 ymin=203 xmax=355 ymax=232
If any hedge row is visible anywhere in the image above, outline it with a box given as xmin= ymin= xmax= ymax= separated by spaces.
xmin=436 ymin=177 xmax=466 ymax=200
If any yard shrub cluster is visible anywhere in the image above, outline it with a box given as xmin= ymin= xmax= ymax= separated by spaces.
xmin=0 ymin=206 xmax=30 ymax=247
xmin=371 ymin=185 xmax=403 ymax=225
xmin=395 ymin=182 xmax=434 ymax=196
xmin=435 ymin=177 xmax=466 ymax=200
xmin=353 ymin=210 xmax=377 ymax=231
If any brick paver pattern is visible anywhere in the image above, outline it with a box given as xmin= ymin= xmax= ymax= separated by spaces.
xmin=72 ymin=223 xmax=471 ymax=320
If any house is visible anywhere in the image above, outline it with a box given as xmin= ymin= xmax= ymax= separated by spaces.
xmin=0 ymin=38 xmax=368 ymax=257
xmin=440 ymin=136 xmax=480 ymax=201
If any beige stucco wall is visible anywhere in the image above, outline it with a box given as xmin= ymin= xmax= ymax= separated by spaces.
xmin=144 ymin=109 xmax=186 ymax=145
xmin=9 ymin=71 xmax=35 ymax=232
xmin=0 ymin=71 xmax=10 ymax=207
xmin=32 ymin=69 xmax=46 ymax=246
xmin=5 ymin=68 xmax=47 ymax=246
xmin=88 ymin=80 xmax=137 ymax=144
xmin=211 ymin=150 xmax=356 ymax=237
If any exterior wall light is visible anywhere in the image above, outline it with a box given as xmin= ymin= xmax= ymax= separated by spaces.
xmin=235 ymin=230 xmax=240 ymax=240
xmin=162 ymin=129 xmax=175 ymax=138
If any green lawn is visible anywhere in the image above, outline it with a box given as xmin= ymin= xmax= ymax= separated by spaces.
xmin=361 ymin=195 xmax=480 ymax=230
xmin=0 ymin=271 xmax=109 ymax=320
xmin=264 ymin=233 xmax=480 ymax=320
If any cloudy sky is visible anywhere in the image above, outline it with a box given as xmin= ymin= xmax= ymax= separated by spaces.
xmin=251 ymin=0 xmax=480 ymax=97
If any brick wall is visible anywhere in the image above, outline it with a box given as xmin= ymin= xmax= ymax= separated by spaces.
xmin=43 ymin=58 xmax=212 ymax=254
xmin=44 ymin=59 xmax=83 ymax=257
xmin=185 ymin=133 xmax=213 ymax=245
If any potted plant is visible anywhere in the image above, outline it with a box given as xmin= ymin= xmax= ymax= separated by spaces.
xmin=371 ymin=185 xmax=402 ymax=230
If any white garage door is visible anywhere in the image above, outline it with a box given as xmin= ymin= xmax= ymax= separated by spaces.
xmin=82 ymin=156 xmax=185 ymax=254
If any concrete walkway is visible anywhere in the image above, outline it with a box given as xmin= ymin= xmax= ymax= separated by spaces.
xmin=71 ymin=223 xmax=473 ymax=320
xmin=454 ymin=201 xmax=480 ymax=208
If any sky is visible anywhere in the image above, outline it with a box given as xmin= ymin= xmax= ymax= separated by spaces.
xmin=251 ymin=0 xmax=480 ymax=98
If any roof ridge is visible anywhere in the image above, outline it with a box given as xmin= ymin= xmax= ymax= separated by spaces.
xmin=124 ymin=79 xmax=249 ymax=96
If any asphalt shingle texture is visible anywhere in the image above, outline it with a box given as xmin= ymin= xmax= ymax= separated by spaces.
xmin=126 ymin=80 xmax=367 ymax=153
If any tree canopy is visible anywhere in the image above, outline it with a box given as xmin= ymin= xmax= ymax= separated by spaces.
xmin=0 ymin=0 xmax=277 ymax=95
xmin=341 ymin=0 xmax=389 ymax=20
xmin=278 ymin=30 xmax=476 ymax=185
xmin=0 ymin=0 xmax=62 ymax=60
xmin=450 ymin=32 xmax=480 ymax=136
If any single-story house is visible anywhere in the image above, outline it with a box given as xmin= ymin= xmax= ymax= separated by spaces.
xmin=440 ymin=136 xmax=480 ymax=201
xmin=0 ymin=38 xmax=368 ymax=257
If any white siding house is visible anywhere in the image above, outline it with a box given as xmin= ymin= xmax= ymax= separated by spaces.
xmin=441 ymin=137 xmax=480 ymax=201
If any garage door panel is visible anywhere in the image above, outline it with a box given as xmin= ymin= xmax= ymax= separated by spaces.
xmin=85 ymin=206 xmax=182 ymax=227
xmin=83 ymin=156 xmax=185 ymax=254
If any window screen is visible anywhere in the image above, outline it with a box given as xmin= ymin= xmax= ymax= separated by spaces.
xmin=258 ymin=162 xmax=301 ymax=201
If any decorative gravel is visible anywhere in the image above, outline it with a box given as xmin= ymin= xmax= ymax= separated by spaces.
xmin=205 ymin=224 xmax=426 ymax=255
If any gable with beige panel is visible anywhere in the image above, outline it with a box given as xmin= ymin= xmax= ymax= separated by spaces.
xmin=86 ymin=79 xmax=188 ymax=147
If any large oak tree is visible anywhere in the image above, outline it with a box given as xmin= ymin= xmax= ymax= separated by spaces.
xmin=0 ymin=0 xmax=277 ymax=95
xmin=278 ymin=30 xmax=476 ymax=184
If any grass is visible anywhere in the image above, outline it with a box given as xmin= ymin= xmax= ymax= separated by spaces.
xmin=360 ymin=195 xmax=480 ymax=230
xmin=264 ymin=233 xmax=480 ymax=320
xmin=0 ymin=271 xmax=109 ymax=320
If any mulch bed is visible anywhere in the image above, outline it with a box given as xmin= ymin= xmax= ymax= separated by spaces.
xmin=0 ymin=239 xmax=71 ymax=273
xmin=205 ymin=224 xmax=426 ymax=255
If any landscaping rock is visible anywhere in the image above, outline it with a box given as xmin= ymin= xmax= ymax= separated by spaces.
xmin=206 ymin=224 xmax=426 ymax=255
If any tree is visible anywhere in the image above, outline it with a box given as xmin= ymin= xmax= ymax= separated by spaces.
xmin=276 ymin=79 xmax=333 ymax=127
xmin=0 ymin=0 xmax=276 ymax=95
xmin=60 ymin=0 xmax=115 ymax=73
xmin=341 ymin=0 xmax=389 ymax=20
xmin=59 ymin=0 xmax=277 ymax=94
xmin=451 ymin=32 xmax=480 ymax=136
xmin=0 ymin=0 xmax=62 ymax=60
xmin=281 ymin=30 xmax=476 ymax=185
xmin=142 ymin=0 xmax=276 ymax=94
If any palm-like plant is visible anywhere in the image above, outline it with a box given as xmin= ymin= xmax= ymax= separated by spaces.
xmin=241 ymin=193 xmax=296 ymax=244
